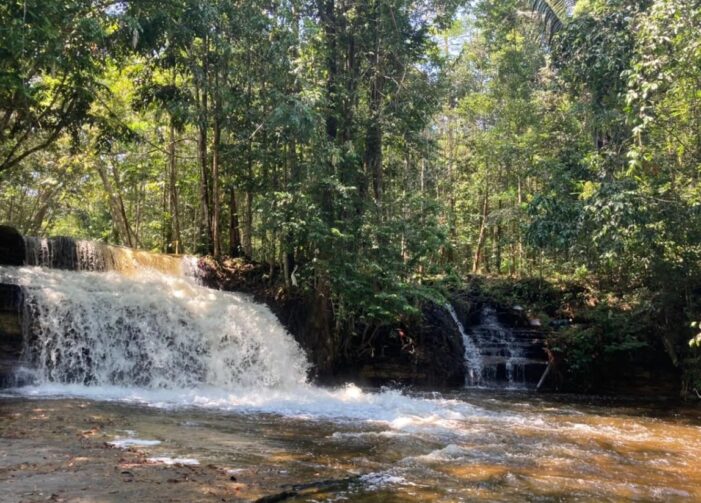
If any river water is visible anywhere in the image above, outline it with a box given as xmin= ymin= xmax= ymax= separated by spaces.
xmin=3 ymin=387 xmax=700 ymax=502
xmin=1 ymin=264 xmax=700 ymax=501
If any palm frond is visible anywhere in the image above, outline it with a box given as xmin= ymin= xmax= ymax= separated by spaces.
xmin=531 ymin=0 xmax=573 ymax=40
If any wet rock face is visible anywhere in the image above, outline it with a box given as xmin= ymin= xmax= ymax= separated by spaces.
xmin=415 ymin=303 xmax=468 ymax=386
xmin=0 ymin=283 xmax=23 ymax=386
xmin=344 ymin=308 xmax=467 ymax=388
xmin=193 ymin=257 xmax=469 ymax=387
xmin=0 ymin=226 xmax=25 ymax=266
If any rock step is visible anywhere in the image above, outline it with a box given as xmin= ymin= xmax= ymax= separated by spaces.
xmin=482 ymin=358 xmax=548 ymax=368
xmin=477 ymin=343 xmax=545 ymax=351
xmin=480 ymin=356 xmax=548 ymax=366
xmin=472 ymin=330 xmax=546 ymax=341
xmin=480 ymin=352 xmax=546 ymax=361
xmin=476 ymin=361 xmax=549 ymax=384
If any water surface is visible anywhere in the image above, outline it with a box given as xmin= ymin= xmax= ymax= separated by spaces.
xmin=2 ymin=387 xmax=699 ymax=502
xmin=2 ymin=265 xmax=699 ymax=501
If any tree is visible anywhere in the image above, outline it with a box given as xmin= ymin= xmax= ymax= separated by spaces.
xmin=0 ymin=1 xmax=117 ymax=174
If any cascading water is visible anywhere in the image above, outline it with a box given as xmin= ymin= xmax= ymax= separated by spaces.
xmin=447 ymin=304 xmax=547 ymax=388
xmin=23 ymin=236 xmax=185 ymax=276
xmin=5 ymin=235 xmax=548 ymax=421
xmin=2 ymin=259 xmax=498 ymax=427
xmin=445 ymin=303 xmax=483 ymax=386
xmin=13 ymin=235 xmax=548 ymax=392
xmin=474 ymin=306 xmax=526 ymax=386
xmin=1 ymin=249 xmax=698 ymax=502
xmin=1 ymin=265 xmax=309 ymax=389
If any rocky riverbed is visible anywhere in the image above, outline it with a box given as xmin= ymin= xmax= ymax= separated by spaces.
xmin=0 ymin=398 xmax=258 ymax=502
xmin=2 ymin=390 xmax=701 ymax=503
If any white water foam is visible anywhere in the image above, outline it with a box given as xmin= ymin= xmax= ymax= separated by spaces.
xmin=147 ymin=457 xmax=200 ymax=466
xmin=359 ymin=472 xmax=411 ymax=489
xmin=1 ymin=265 xmax=309 ymax=389
xmin=1 ymin=264 xmax=507 ymax=438
xmin=109 ymin=438 xmax=162 ymax=448
xmin=410 ymin=444 xmax=469 ymax=462
xmin=446 ymin=303 xmax=483 ymax=386
xmin=12 ymin=382 xmax=494 ymax=429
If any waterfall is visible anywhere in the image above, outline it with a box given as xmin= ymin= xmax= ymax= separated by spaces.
xmin=445 ymin=304 xmax=483 ymax=386
xmin=447 ymin=304 xmax=547 ymax=388
xmin=13 ymin=235 xmax=546 ymax=392
xmin=0 ymin=265 xmax=309 ymax=389
xmin=23 ymin=236 xmax=187 ymax=276
xmin=1 ymin=260 xmax=496 ymax=425
xmin=483 ymin=306 xmax=529 ymax=386
xmin=475 ymin=306 xmax=526 ymax=387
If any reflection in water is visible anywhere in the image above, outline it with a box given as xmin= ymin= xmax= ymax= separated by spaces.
xmin=3 ymin=390 xmax=700 ymax=502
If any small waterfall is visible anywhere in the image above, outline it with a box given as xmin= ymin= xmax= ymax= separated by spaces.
xmin=24 ymin=236 xmax=81 ymax=270
xmin=445 ymin=304 xmax=483 ymax=386
xmin=24 ymin=237 xmax=50 ymax=268
xmin=447 ymin=304 xmax=546 ymax=388
xmin=24 ymin=236 xmax=188 ymax=276
xmin=0 ymin=266 xmax=309 ymax=389
xmin=476 ymin=306 xmax=526 ymax=387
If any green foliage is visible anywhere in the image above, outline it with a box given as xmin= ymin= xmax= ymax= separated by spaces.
xmin=1 ymin=0 xmax=701 ymax=390
xmin=549 ymin=301 xmax=650 ymax=390
xmin=0 ymin=1 xmax=119 ymax=173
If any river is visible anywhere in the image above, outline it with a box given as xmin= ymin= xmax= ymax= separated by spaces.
xmin=1 ymin=263 xmax=700 ymax=501
xmin=2 ymin=387 xmax=700 ymax=501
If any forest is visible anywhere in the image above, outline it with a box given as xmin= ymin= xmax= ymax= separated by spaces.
xmin=1 ymin=0 xmax=700 ymax=392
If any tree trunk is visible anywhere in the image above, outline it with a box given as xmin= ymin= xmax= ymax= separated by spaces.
xmin=195 ymin=32 xmax=213 ymax=255
xmin=244 ymin=186 xmax=253 ymax=258
xmin=228 ymin=188 xmax=243 ymax=257
xmin=319 ymin=0 xmax=338 ymax=142
xmin=162 ymin=166 xmax=170 ymax=252
xmin=168 ymin=120 xmax=181 ymax=254
xmin=109 ymin=161 xmax=137 ymax=247
xmin=242 ymin=53 xmax=254 ymax=260
xmin=496 ymin=198 xmax=502 ymax=275
xmin=196 ymin=82 xmax=212 ymax=254
xmin=28 ymin=185 xmax=60 ymax=235
xmin=517 ymin=176 xmax=524 ymax=276
xmin=135 ymin=180 xmax=143 ymax=245
xmin=318 ymin=0 xmax=338 ymax=225
xmin=211 ymin=90 xmax=222 ymax=258
xmin=472 ymin=184 xmax=489 ymax=274
xmin=283 ymin=139 xmax=298 ymax=287
xmin=366 ymin=120 xmax=382 ymax=204
xmin=97 ymin=163 xmax=134 ymax=248
xmin=365 ymin=0 xmax=383 ymax=205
